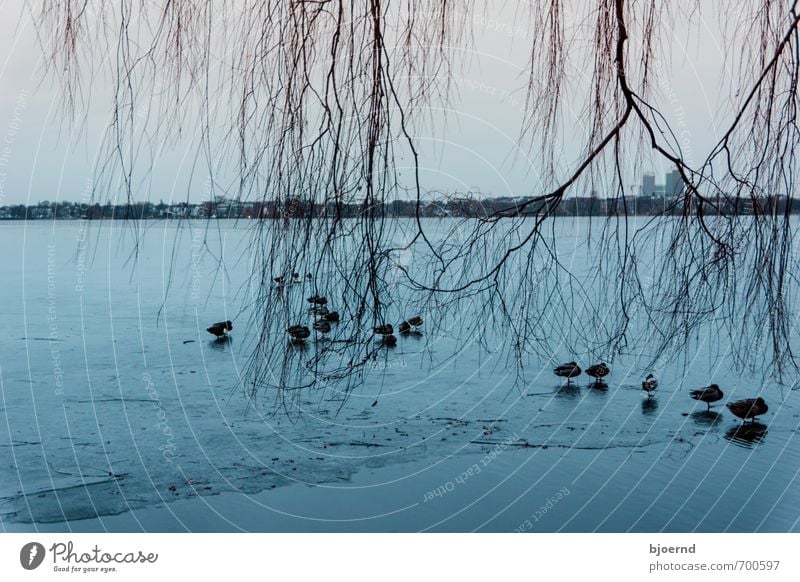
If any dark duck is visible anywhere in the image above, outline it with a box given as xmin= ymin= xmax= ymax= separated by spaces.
xmin=207 ymin=320 xmax=232 ymax=338
xmin=726 ymin=397 xmax=768 ymax=423
xmin=554 ymin=362 xmax=581 ymax=383
xmin=586 ymin=363 xmax=610 ymax=383
xmin=689 ymin=384 xmax=724 ymax=410
xmin=287 ymin=325 xmax=311 ymax=342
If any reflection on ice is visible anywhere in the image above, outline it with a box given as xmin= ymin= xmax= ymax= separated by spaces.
xmin=553 ymin=384 xmax=581 ymax=398
xmin=724 ymin=422 xmax=768 ymax=447
xmin=209 ymin=336 xmax=232 ymax=350
xmin=691 ymin=410 xmax=724 ymax=427
xmin=641 ymin=398 xmax=658 ymax=415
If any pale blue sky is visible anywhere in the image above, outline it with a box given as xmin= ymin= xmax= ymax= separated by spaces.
xmin=0 ymin=1 xmax=736 ymax=205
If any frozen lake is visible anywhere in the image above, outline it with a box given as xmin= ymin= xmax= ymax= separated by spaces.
xmin=1 ymin=219 xmax=799 ymax=532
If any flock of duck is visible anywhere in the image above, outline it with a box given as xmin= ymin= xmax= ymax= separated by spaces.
xmin=273 ymin=272 xmax=313 ymax=286
xmin=283 ymin=295 xmax=423 ymax=346
xmin=208 ymin=318 xmax=767 ymax=426
xmin=554 ymin=361 xmax=769 ymax=424
xmin=284 ymin=294 xmax=341 ymax=342
xmin=269 ymin=273 xmax=425 ymax=345
xmin=205 ymin=295 xmax=423 ymax=349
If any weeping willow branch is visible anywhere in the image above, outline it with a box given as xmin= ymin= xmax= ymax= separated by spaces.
xmin=34 ymin=0 xmax=800 ymax=402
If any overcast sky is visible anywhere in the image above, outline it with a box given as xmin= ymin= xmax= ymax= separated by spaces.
xmin=0 ymin=1 xmax=739 ymax=205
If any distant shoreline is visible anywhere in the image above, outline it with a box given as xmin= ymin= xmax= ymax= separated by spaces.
xmin=1 ymin=194 xmax=795 ymax=221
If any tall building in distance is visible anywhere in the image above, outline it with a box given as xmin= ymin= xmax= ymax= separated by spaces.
xmin=641 ymin=170 xmax=685 ymax=197
xmin=665 ymin=169 xmax=685 ymax=196
xmin=641 ymin=173 xmax=656 ymax=197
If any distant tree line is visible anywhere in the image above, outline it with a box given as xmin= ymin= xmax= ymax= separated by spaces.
xmin=3 ymin=194 xmax=798 ymax=220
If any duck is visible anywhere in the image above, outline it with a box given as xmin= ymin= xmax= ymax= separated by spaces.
xmin=307 ymin=295 xmax=328 ymax=305
xmin=586 ymin=363 xmax=610 ymax=381
xmin=554 ymin=361 xmax=581 ymax=383
xmin=689 ymin=384 xmax=724 ymax=410
xmin=309 ymin=305 xmax=330 ymax=316
xmin=207 ymin=320 xmax=233 ymax=337
xmin=726 ymin=397 xmax=768 ymax=423
xmin=273 ymin=276 xmax=285 ymax=286
xmin=374 ymin=324 xmax=394 ymax=336
xmin=408 ymin=315 xmax=423 ymax=328
xmin=323 ymin=311 xmax=340 ymax=322
xmin=382 ymin=334 xmax=398 ymax=347
xmin=398 ymin=321 xmax=411 ymax=334
xmin=642 ymin=374 xmax=658 ymax=397
xmin=313 ymin=320 xmax=331 ymax=334
xmin=287 ymin=325 xmax=311 ymax=341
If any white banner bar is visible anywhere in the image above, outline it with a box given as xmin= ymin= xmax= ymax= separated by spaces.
xmin=1 ymin=534 xmax=798 ymax=581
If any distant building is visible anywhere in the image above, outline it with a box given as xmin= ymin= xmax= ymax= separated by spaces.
xmin=665 ymin=169 xmax=685 ymax=196
xmin=642 ymin=173 xmax=656 ymax=197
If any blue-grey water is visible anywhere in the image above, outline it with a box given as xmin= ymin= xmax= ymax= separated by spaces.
xmin=1 ymin=219 xmax=799 ymax=532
